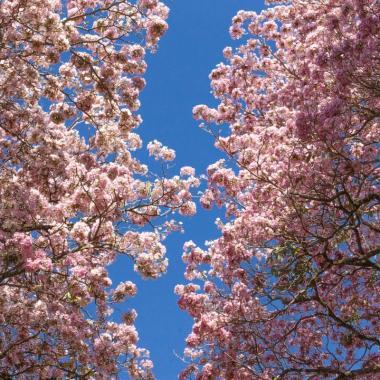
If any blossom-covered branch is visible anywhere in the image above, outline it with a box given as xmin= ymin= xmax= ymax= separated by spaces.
xmin=0 ymin=0 xmax=198 ymax=378
xmin=179 ymin=0 xmax=380 ymax=378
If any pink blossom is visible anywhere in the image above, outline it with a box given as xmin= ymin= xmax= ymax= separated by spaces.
xmin=179 ymin=1 xmax=380 ymax=378
xmin=0 ymin=0 xmax=197 ymax=378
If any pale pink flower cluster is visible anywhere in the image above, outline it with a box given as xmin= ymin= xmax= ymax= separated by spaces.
xmin=147 ymin=139 xmax=176 ymax=161
xmin=0 ymin=0 xmax=198 ymax=378
xmin=180 ymin=166 xmax=196 ymax=177
xmin=123 ymin=231 xmax=169 ymax=278
xmin=113 ymin=281 xmax=137 ymax=302
xmin=179 ymin=0 xmax=380 ymax=379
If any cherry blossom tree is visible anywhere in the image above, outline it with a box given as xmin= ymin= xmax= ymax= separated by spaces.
xmin=178 ymin=0 xmax=380 ymax=378
xmin=0 ymin=0 xmax=198 ymax=378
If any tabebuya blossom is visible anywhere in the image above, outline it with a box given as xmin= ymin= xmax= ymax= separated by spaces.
xmin=180 ymin=166 xmax=196 ymax=177
xmin=178 ymin=0 xmax=380 ymax=379
xmin=112 ymin=281 xmax=137 ymax=302
xmin=147 ymin=139 xmax=176 ymax=161
xmin=0 ymin=0 xmax=198 ymax=378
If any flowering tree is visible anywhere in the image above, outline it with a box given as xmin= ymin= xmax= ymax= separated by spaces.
xmin=177 ymin=0 xmax=380 ymax=378
xmin=0 ymin=0 xmax=199 ymax=378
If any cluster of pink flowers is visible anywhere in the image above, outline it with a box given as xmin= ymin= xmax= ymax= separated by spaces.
xmin=178 ymin=0 xmax=380 ymax=379
xmin=0 ymin=0 xmax=199 ymax=378
xmin=112 ymin=281 xmax=137 ymax=302
xmin=1 ymin=0 xmax=379 ymax=378
xmin=147 ymin=139 xmax=176 ymax=161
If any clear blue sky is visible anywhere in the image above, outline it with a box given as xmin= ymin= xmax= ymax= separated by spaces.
xmin=110 ymin=1 xmax=265 ymax=378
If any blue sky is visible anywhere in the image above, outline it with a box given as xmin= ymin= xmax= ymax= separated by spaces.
xmin=110 ymin=1 xmax=265 ymax=378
